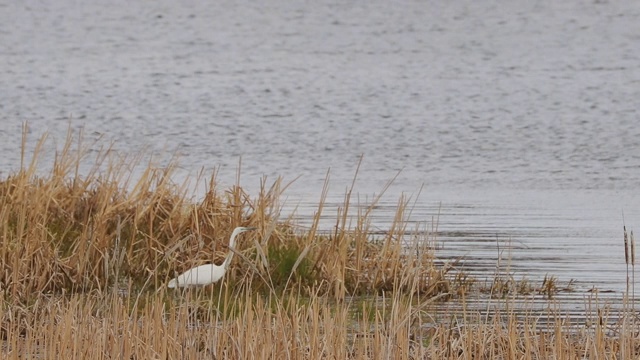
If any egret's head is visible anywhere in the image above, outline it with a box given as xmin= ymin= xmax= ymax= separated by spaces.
xmin=238 ymin=226 xmax=257 ymax=232
xmin=229 ymin=226 xmax=257 ymax=243
xmin=231 ymin=226 xmax=257 ymax=237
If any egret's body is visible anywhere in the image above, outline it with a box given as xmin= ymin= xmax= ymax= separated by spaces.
xmin=167 ymin=226 xmax=256 ymax=288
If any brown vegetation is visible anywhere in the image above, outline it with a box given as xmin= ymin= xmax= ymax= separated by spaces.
xmin=0 ymin=129 xmax=638 ymax=358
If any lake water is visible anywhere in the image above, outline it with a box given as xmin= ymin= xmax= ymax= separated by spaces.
xmin=1 ymin=1 xmax=640 ymax=295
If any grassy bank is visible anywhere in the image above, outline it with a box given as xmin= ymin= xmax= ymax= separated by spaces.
xmin=1 ymin=130 xmax=638 ymax=358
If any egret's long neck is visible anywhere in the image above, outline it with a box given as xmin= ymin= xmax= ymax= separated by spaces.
xmin=222 ymin=228 xmax=242 ymax=269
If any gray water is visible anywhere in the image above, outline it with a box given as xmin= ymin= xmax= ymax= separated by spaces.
xmin=2 ymin=1 xmax=640 ymax=295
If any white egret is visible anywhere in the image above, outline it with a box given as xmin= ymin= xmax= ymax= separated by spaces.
xmin=167 ymin=226 xmax=257 ymax=288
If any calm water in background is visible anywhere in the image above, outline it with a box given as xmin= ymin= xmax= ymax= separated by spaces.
xmin=1 ymin=1 xmax=640 ymax=295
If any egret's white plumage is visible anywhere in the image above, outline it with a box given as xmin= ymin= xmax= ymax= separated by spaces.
xmin=167 ymin=226 xmax=256 ymax=288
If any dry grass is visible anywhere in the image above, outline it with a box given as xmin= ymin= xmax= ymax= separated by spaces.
xmin=0 ymin=129 xmax=442 ymax=301
xmin=1 ymin=128 xmax=639 ymax=359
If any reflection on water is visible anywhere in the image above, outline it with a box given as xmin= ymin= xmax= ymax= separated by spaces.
xmin=284 ymin=188 xmax=640 ymax=297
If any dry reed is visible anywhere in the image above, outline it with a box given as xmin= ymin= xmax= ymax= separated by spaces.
xmin=1 ymin=128 xmax=639 ymax=359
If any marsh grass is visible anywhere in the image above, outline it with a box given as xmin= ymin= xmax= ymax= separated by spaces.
xmin=1 ymin=128 xmax=640 ymax=358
